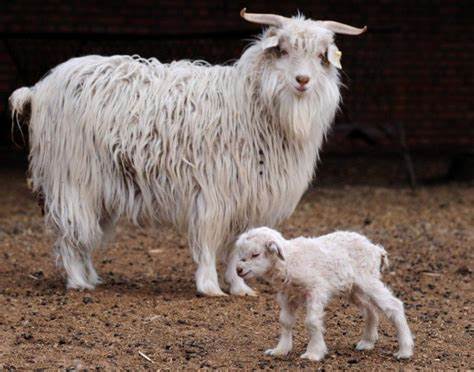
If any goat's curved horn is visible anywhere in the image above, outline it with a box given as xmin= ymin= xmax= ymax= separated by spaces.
xmin=319 ymin=21 xmax=367 ymax=35
xmin=240 ymin=8 xmax=289 ymax=28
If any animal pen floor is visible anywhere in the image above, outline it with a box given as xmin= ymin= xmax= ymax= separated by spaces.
xmin=0 ymin=168 xmax=472 ymax=370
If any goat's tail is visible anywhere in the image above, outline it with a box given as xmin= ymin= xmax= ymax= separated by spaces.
xmin=9 ymin=87 xmax=33 ymax=124
xmin=9 ymin=87 xmax=33 ymax=145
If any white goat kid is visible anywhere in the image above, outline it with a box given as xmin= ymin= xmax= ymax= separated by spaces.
xmin=235 ymin=227 xmax=414 ymax=361
xmin=9 ymin=10 xmax=366 ymax=296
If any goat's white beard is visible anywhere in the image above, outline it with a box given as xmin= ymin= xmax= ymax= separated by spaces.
xmin=277 ymin=91 xmax=317 ymax=140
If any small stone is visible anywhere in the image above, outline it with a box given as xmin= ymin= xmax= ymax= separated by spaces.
xmin=33 ymin=271 xmax=44 ymax=278
xmin=456 ymin=266 xmax=471 ymax=276
xmin=82 ymin=296 xmax=93 ymax=304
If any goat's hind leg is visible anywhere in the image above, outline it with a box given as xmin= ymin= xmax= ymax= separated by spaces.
xmin=86 ymin=213 xmax=118 ymax=286
xmin=51 ymin=205 xmax=105 ymax=290
xmin=55 ymin=237 xmax=99 ymax=290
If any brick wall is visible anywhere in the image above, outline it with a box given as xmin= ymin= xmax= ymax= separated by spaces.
xmin=1 ymin=0 xmax=472 ymax=153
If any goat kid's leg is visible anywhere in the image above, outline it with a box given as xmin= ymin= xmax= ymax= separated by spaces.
xmin=363 ymin=279 xmax=414 ymax=359
xmin=195 ymin=246 xmax=226 ymax=296
xmin=301 ymin=294 xmax=328 ymax=361
xmin=224 ymin=249 xmax=257 ymax=296
xmin=265 ymin=292 xmax=299 ymax=356
xmin=351 ymin=289 xmax=379 ymax=351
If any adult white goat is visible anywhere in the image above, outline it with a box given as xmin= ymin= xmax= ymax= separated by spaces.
xmin=9 ymin=10 xmax=366 ymax=296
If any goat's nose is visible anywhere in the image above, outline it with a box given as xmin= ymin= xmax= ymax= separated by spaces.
xmin=237 ymin=267 xmax=243 ymax=275
xmin=296 ymin=75 xmax=310 ymax=85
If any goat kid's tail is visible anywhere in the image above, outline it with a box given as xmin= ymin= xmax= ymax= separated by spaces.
xmin=9 ymin=87 xmax=33 ymax=125
xmin=377 ymin=245 xmax=390 ymax=272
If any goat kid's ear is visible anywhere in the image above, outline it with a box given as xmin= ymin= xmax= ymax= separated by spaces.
xmin=327 ymin=45 xmax=342 ymax=69
xmin=266 ymin=241 xmax=285 ymax=261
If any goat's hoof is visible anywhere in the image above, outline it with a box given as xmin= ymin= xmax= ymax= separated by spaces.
xmin=300 ymin=351 xmax=326 ymax=361
xmin=66 ymin=280 xmax=95 ymax=291
xmin=196 ymin=282 xmax=228 ymax=297
xmin=355 ymin=340 xmax=375 ymax=351
xmin=88 ymin=274 xmax=102 ymax=287
xmin=230 ymin=284 xmax=258 ymax=297
xmin=265 ymin=348 xmax=289 ymax=357
xmin=197 ymin=289 xmax=228 ymax=297
xmin=394 ymin=349 xmax=413 ymax=359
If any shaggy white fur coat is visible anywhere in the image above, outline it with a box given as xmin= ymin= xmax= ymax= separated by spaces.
xmin=9 ymin=14 xmax=343 ymax=295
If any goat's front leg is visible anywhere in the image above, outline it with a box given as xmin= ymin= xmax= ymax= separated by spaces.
xmin=224 ymin=249 xmax=257 ymax=296
xmin=265 ymin=292 xmax=299 ymax=357
xmin=301 ymin=294 xmax=328 ymax=361
xmin=195 ymin=245 xmax=226 ymax=296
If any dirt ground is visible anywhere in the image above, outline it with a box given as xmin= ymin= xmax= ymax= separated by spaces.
xmin=0 ymin=168 xmax=472 ymax=370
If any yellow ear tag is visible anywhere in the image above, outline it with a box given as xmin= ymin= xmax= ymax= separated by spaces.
xmin=328 ymin=45 xmax=342 ymax=69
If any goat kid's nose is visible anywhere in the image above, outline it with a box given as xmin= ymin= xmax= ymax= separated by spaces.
xmin=295 ymin=75 xmax=310 ymax=85
xmin=237 ymin=267 xmax=243 ymax=275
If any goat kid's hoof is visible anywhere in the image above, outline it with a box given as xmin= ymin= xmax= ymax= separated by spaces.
xmin=300 ymin=351 xmax=326 ymax=361
xmin=355 ymin=340 xmax=375 ymax=351
xmin=265 ymin=348 xmax=290 ymax=357
xmin=394 ymin=349 xmax=413 ymax=359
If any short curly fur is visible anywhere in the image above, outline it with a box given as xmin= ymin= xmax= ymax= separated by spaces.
xmin=236 ymin=227 xmax=414 ymax=360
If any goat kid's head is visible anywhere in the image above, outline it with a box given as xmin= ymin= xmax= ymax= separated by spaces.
xmin=241 ymin=9 xmax=366 ymax=139
xmin=235 ymin=227 xmax=286 ymax=279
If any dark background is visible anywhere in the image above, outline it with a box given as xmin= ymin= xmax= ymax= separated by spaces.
xmin=0 ymin=0 xmax=472 ymax=183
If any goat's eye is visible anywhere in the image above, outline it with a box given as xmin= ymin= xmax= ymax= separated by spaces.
xmin=320 ymin=52 xmax=329 ymax=66
xmin=275 ymin=46 xmax=288 ymax=57
xmin=251 ymin=253 xmax=260 ymax=258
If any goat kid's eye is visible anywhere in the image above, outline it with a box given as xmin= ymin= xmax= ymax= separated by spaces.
xmin=251 ymin=253 xmax=260 ymax=258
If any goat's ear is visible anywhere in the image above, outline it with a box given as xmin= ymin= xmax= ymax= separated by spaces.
xmin=261 ymin=36 xmax=280 ymax=50
xmin=265 ymin=241 xmax=285 ymax=261
xmin=327 ymin=45 xmax=342 ymax=69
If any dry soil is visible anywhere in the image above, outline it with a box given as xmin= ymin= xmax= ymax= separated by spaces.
xmin=0 ymin=169 xmax=472 ymax=370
